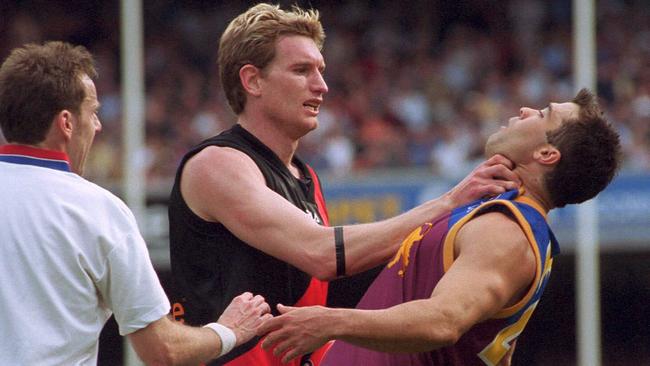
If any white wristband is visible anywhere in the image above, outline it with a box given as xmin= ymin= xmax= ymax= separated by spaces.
xmin=203 ymin=322 xmax=237 ymax=357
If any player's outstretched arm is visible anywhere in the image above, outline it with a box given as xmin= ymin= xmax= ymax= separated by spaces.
xmin=257 ymin=211 xmax=535 ymax=363
xmin=129 ymin=292 xmax=271 ymax=366
xmin=182 ymin=147 xmax=520 ymax=281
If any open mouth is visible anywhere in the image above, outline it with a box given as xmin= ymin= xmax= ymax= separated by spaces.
xmin=303 ymin=99 xmax=321 ymax=113
xmin=304 ymin=103 xmax=319 ymax=112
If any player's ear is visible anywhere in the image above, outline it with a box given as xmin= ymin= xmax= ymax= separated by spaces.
xmin=534 ymin=144 xmax=560 ymax=166
xmin=53 ymin=110 xmax=74 ymax=141
xmin=240 ymin=64 xmax=263 ymax=97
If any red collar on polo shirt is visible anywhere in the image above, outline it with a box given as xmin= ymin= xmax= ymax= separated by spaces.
xmin=0 ymin=144 xmax=71 ymax=172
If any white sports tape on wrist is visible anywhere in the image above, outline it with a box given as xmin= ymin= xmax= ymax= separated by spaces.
xmin=203 ymin=322 xmax=237 ymax=357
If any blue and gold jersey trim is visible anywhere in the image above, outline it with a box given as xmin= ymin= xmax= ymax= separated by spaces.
xmin=440 ymin=189 xmax=559 ymax=365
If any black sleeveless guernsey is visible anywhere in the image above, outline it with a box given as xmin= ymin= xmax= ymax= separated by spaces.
xmin=168 ymin=124 xmax=330 ymax=365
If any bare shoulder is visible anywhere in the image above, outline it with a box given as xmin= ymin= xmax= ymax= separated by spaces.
xmin=456 ymin=210 xmax=532 ymax=258
xmin=454 ymin=210 xmax=536 ymax=293
xmin=454 ymin=210 xmax=537 ymax=308
xmin=181 ymin=146 xmax=265 ymax=221
xmin=184 ymin=146 xmax=263 ymax=182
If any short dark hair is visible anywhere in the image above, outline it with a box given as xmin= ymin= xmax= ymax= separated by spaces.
xmin=0 ymin=41 xmax=97 ymax=144
xmin=544 ymin=88 xmax=622 ymax=207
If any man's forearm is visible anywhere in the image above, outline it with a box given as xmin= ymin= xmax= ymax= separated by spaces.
xmin=328 ymin=300 xmax=457 ymax=353
xmin=259 ymin=299 xmax=459 ymax=360
xmin=335 ymin=152 xmax=520 ymax=278
xmin=129 ymin=317 xmax=223 ymax=366
xmin=340 ymin=196 xmax=454 ymax=277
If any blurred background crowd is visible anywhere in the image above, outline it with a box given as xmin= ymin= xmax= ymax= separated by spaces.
xmin=1 ymin=0 xmax=649 ymax=187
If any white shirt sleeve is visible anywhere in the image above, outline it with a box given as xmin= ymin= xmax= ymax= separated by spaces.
xmin=94 ymin=201 xmax=171 ymax=335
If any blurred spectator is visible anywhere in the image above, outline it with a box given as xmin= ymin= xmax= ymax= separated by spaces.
xmin=1 ymin=0 xmax=648 ymax=184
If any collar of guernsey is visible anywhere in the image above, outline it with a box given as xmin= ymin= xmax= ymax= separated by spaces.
xmin=0 ymin=144 xmax=71 ymax=172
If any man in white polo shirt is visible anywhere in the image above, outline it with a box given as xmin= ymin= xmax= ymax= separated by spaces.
xmin=0 ymin=41 xmax=271 ymax=365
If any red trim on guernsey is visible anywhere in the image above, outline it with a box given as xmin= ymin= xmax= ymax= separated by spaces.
xmin=306 ymin=164 xmax=330 ymax=226
xmin=0 ymin=144 xmax=70 ymax=162
xmin=225 ymin=278 xmax=330 ymax=366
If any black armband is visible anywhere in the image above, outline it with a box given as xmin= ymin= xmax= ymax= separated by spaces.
xmin=334 ymin=226 xmax=346 ymax=277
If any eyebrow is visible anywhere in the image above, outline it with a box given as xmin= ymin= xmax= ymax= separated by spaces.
xmin=291 ymin=60 xmax=326 ymax=70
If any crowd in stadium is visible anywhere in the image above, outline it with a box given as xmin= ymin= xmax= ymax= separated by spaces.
xmin=1 ymin=0 xmax=648 ymax=185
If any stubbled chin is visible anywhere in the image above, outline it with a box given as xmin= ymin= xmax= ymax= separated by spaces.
xmin=484 ymin=132 xmax=507 ymax=159
xmin=484 ymin=146 xmax=512 ymax=162
xmin=484 ymin=141 xmax=497 ymax=158
xmin=302 ymin=117 xmax=318 ymax=132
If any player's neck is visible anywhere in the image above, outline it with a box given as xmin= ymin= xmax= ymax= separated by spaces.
xmin=238 ymin=115 xmax=299 ymax=172
xmin=516 ymin=165 xmax=554 ymax=213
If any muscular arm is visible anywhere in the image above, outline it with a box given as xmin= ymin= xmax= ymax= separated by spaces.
xmin=258 ymin=211 xmax=536 ymax=362
xmin=182 ymin=146 xmax=520 ymax=280
xmin=129 ymin=292 xmax=271 ymax=366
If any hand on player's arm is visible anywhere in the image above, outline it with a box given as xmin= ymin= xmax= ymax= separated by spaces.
xmin=129 ymin=292 xmax=271 ymax=365
xmin=257 ymin=211 xmax=535 ymax=363
xmin=182 ymin=148 xmax=519 ymax=281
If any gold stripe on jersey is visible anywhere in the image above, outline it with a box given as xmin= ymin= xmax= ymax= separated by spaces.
xmin=442 ymin=199 xmax=543 ymax=319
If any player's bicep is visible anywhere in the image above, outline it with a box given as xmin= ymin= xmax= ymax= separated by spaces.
xmin=181 ymin=147 xmax=328 ymax=269
xmin=181 ymin=147 xmax=262 ymax=222
xmin=427 ymin=213 xmax=535 ymax=333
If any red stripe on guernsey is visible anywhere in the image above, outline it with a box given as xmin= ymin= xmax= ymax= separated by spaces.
xmin=0 ymin=144 xmax=70 ymax=162
xmin=306 ymin=164 xmax=330 ymax=226
xmin=226 ymin=278 xmax=329 ymax=366
xmin=294 ymin=276 xmax=328 ymax=307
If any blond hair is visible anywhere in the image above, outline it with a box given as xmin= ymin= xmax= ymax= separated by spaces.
xmin=218 ymin=3 xmax=324 ymax=114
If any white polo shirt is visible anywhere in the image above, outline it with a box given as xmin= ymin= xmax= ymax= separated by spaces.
xmin=0 ymin=145 xmax=170 ymax=365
